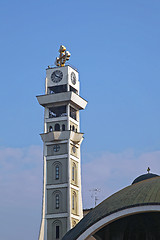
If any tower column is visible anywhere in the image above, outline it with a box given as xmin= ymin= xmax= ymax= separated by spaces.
xmin=37 ymin=46 xmax=87 ymax=240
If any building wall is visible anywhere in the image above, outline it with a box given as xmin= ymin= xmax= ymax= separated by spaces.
xmin=47 ymin=143 xmax=67 ymax=156
xmin=37 ymin=65 xmax=87 ymax=240
xmin=70 ymin=144 xmax=79 ymax=158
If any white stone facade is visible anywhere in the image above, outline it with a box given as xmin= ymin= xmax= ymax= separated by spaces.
xmin=37 ymin=65 xmax=87 ymax=240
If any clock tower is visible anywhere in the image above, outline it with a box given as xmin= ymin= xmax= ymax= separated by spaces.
xmin=37 ymin=46 xmax=87 ymax=240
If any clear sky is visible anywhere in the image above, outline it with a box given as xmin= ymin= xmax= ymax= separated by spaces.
xmin=0 ymin=0 xmax=160 ymax=239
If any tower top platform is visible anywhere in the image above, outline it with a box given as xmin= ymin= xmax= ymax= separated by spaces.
xmin=37 ymin=91 xmax=87 ymax=110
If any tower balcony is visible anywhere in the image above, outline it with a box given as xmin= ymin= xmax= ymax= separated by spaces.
xmin=40 ymin=130 xmax=84 ymax=144
xmin=36 ymin=91 xmax=87 ymax=110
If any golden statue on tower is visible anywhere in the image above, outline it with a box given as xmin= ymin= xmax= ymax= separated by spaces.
xmin=55 ymin=45 xmax=71 ymax=67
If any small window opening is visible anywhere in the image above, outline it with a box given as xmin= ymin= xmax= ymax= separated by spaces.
xmin=56 ymin=225 xmax=60 ymax=239
xmin=72 ymin=166 xmax=75 ymax=181
xmin=72 ymin=125 xmax=75 ymax=131
xmin=72 ymin=195 xmax=74 ymax=210
xmin=76 ymin=128 xmax=77 ymax=132
xmin=55 ymin=166 xmax=59 ymax=180
xmin=70 ymin=125 xmax=72 ymax=130
xmin=49 ymin=106 xmax=66 ymax=118
xmin=62 ymin=124 xmax=65 ymax=131
xmin=56 ymin=194 xmax=60 ymax=209
xmin=49 ymin=126 xmax=53 ymax=132
xmin=55 ymin=123 xmax=60 ymax=131
xmin=70 ymin=106 xmax=77 ymax=120
xmin=49 ymin=85 xmax=67 ymax=94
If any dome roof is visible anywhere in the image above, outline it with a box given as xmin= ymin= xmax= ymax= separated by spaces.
xmin=62 ymin=176 xmax=160 ymax=240
xmin=132 ymin=173 xmax=159 ymax=184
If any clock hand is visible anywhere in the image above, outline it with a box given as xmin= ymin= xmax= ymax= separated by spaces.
xmin=55 ymin=74 xmax=60 ymax=78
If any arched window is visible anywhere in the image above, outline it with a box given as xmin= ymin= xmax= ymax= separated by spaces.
xmin=53 ymin=220 xmax=62 ymax=240
xmin=49 ymin=126 xmax=53 ymax=132
xmin=56 ymin=194 xmax=60 ymax=209
xmin=72 ymin=166 xmax=75 ymax=181
xmin=72 ymin=194 xmax=74 ymax=210
xmin=70 ymin=125 xmax=72 ymax=130
xmin=72 ymin=125 xmax=75 ymax=131
xmin=72 ymin=191 xmax=77 ymax=213
xmin=53 ymin=162 xmax=62 ymax=181
xmin=62 ymin=124 xmax=65 ymax=131
xmin=55 ymin=123 xmax=60 ymax=131
xmin=55 ymin=165 xmax=59 ymax=180
xmin=72 ymin=163 xmax=77 ymax=184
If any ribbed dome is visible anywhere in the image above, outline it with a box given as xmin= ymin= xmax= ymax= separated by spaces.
xmin=62 ymin=176 xmax=160 ymax=240
xmin=132 ymin=173 xmax=159 ymax=185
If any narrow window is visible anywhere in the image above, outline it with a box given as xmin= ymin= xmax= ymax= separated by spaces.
xmin=49 ymin=126 xmax=53 ymax=132
xmin=70 ymin=106 xmax=77 ymax=120
xmin=56 ymin=225 xmax=60 ymax=239
xmin=72 ymin=125 xmax=75 ymax=131
xmin=56 ymin=194 xmax=59 ymax=209
xmin=55 ymin=123 xmax=60 ymax=131
xmin=55 ymin=165 xmax=59 ymax=180
xmin=62 ymin=124 xmax=65 ymax=131
xmin=72 ymin=195 xmax=74 ymax=210
xmin=70 ymin=125 xmax=72 ymax=130
xmin=72 ymin=166 xmax=74 ymax=181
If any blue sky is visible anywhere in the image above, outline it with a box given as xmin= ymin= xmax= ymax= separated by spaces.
xmin=0 ymin=0 xmax=160 ymax=239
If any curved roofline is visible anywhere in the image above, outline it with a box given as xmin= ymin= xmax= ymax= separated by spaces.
xmin=77 ymin=205 xmax=160 ymax=240
xmin=62 ymin=177 xmax=160 ymax=240
xmin=132 ymin=173 xmax=159 ymax=184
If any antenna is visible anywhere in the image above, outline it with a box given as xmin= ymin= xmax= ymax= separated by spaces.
xmin=89 ymin=188 xmax=101 ymax=207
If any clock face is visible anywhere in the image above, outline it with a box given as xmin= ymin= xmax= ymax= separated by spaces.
xmin=51 ymin=70 xmax=63 ymax=83
xmin=71 ymin=72 xmax=76 ymax=85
